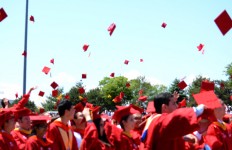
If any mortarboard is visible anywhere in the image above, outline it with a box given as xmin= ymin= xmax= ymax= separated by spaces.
xmin=30 ymin=15 xmax=35 ymax=22
xmin=0 ymin=8 xmax=7 ymax=22
xmin=161 ymin=22 xmax=167 ymax=28
xmin=214 ymin=10 xmax=232 ymax=35
xmin=90 ymin=106 xmax=101 ymax=120
xmin=112 ymin=96 xmax=122 ymax=103
xmin=192 ymin=91 xmax=221 ymax=109
xmin=130 ymin=104 xmax=144 ymax=114
xmin=200 ymin=80 xmax=215 ymax=92
xmin=38 ymin=91 xmax=45 ymax=97
xmin=15 ymin=92 xmax=18 ymax=99
xmin=0 ymin=109 xmax=15 ymax=124
xmin=230 ymin=95 xmax=232 ymax=101
xmin=52 ymin=90 xmax=58 ymax=97
xmin=14 ymin=107 xmax=31 ymax=119
xmin=74 ymin=102 xmax=85 ymax=112
xmin=110 ymin=72 xmax=115 ymax=77
xmin=178 ymin=80 xmax=187 ymax=90
xmin=108 ymin=23 xmax=116 ymax=36
xmin=82 ymin=74 xmax=87 ymax=79
xmin=64 ymin=94 xmax=70 ymax=100
xmin=39 ymin=108 xmax=45 ymax=114
xmin=119 ymin=92 xmax=124 ymax=99
xmin=126 ymin=82 xmax=130 ymax=88
xmin=140 ymin=59 xmax=143 ymax=62
xmin=50 ymin=81 xmax=58 ymax=89
xmin=22 ymin=51 xmax=27 ymax=57
xmin=78 ymin=87 xmax=85 ymax=94
xmin=50 ymin=58 xmax=54 ymax=64
xmin=124 ymin=60 xmax=129 ymax=65
xmin=138 ymin=96 xmax=147 ymax=102
xmin=146 ymin=101 xmax=156 ymax=113
xmin=30 ymin=115 xmax=51 ymax=127
xmin=82 ymin=97 xmax=87 ymax=102
xmin=83 ymin=44 xmax=89 ymax=52
xmin=178 ymin=99 xmax=187 ymax=108
xmin=138 ymin=89 xmax=143 ymax=96
xmin=197 ymin=44 xmax=204 ymax=51
xmin=42 ymin=66 xmax=50 ymax=75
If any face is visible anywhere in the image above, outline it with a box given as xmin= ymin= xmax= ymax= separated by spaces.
xmin=66 ymin=106 xmax=76 ymax=120
xmin=163 ymin=97 xmax=177 ymax=113
xmin=36 ymin=123 xmax=48 ymax=138
xmin=133 ymin=113 xmax=142 ymax=129
xmin=5 ymin=118 xmax=16 ymax=132
xmin=74 ymin=112 xmax=85 ymax=125
xmin=214 ymin=100 xmax=226 ymax=119
xmin=123 ymin=115 xmax=135 ymax=131
xmin=18 ymin=116 xmax=31 ymax=130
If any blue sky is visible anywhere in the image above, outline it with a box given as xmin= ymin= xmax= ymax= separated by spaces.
xmin=0 ymin=0 xmax=232 ymax=106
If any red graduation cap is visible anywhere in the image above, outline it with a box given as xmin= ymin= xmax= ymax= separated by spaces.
xmin=110 ymin=72 xmax=115 ymax=77
xmin=126 ymin=82 xmax=130 ymax=88
xmin=22 ymin=51 xmax=27 ymax=57
xmin=124 ymin=60 xmax=129 ymax=65
xmin=197 ymin=44 xmax=204 ymax=51
xmin=39 ymin=108 xmax=45 ymax=114
xmin=230 ymin=95 xmax=232 ymax=101
xmin=108 ymin=23 xmax=116 ymax=36
xmin=178 ymin=99 xmax=187 ymax=108
xmin=38 ymin=91 xmax=45 ymax=97
xmin=0 ymin=8 xmax=7 ymax=22
xmin=64 ymin=94 xmax=70 ymax=100
xmin=78 ymin=87 xmax=85 ymax=94
xmin=74 ymin=102 xmax=85 ymax=112
xmin=50 ymin=58 xmax=54 ymax=64
xmin=15 ymin=93 xmax=18 ymax=99
xmin=138 ymin=96 xmax=147 ymax=102
xmin=140 ymin=59 xmax=143 ymax=62
xmin=82 ymin=74 xmax=87 ymax=79
xmin=161 ymin=22 xmax=167 ymax=28
xmin=200 ymin=80 xmax=215 ymax=92
xmin=30 ymin=115 xmax=51 ymax=127
xmin=193 ymin=91 xmax=221 ymax=109
xmin=178 ymin=80 xmax=187 ymax=90
xmin=119 ymin=92 xmax=124 ymax=99
xmin=112 ymin=96 xmax=122 ymax=103
xmin=50 ymin=81 xmax=58 ymax=89
xmin=83 ymin=44 xmax=89 ymax=52
xmin=52 ymin=90 xmax=58 ymax=97
xmin=30 ymin=15 xmax=35 ymax=22
xmin=138 ymin=89 xmax=143 ymax=96
xmin=214 ymin=10 xmax=232 ymax=35
xmin=42 ymin=66 xmax=50 ymax=75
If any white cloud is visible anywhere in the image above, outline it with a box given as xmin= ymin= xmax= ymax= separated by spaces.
xmin=52 ymin=72 xmax=76 ymax=84
xmin=123 ymin=70 xmax=164 ymax=85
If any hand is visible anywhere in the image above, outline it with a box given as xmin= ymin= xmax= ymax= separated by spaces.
xmin=82 ymin=108 xmax=92 ymax=121
xmin=173 ymin=91 xmax=179 ymax=101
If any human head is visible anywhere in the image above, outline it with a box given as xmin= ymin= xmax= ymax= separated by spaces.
xmin=154 ymin=92 xmax=177 ymax=114
xmin=133 ymin=113 xmax=142 ymax=129
xmin=120 ymin=114 xmax=135 ymax=132
xmin=2 ymin=110 xmax=16 ymax=133
xmin=1 ymin=98 xmax=9 ymax=108
xmin=58 ymin=100 xmax=75 ymax=120
xmin=32 ymin=122 xmax=48 ymax=138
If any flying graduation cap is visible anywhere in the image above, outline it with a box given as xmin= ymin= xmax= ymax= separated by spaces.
xmin=50 ymin=58 xmax=54 ymax=64
xmin=110 ymin=72 xmax=115 ymax=77
xmin=50 ymin=81 xmax=58 ymax=89
xmin=42 ymin=66 xmax=51 ymax=75
xmin=108 ymin=23 xmax=116 ymax=36
xmin=214 ymin=10 xmax=232 ymax=35
xmin=30 ymin=15 xmax=35 ymax=22
xmin=161 ymin=22 xmax=167 ymax=28
xmin=38 ymin=91 xmax=45 ymax=97
xmin=197 ymin=44 xmax=204 ymax=51
xmin=83 ymin=44 xmax=89 ymax=52
xmin=178 ymin=80 xmax=187 ymax=90
xmin=124 ymin=60 xmax=129 ymax=65
xmin=82 ymin=74 xmax=87 ymax=79
xmin=0 ymin=8 xmax=7 ymax=22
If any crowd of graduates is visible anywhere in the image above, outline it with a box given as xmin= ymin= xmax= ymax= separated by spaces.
xmin=0 ymin=80 xmax=232 ymax=150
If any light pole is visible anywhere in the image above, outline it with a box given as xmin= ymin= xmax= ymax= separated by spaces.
xmin=23 ymin=0 xmax=29 ymax=95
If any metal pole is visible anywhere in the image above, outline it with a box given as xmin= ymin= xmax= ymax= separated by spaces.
xmin=23 ymin=0 xmax=29 ymax=95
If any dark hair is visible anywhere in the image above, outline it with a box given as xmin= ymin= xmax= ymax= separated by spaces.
xmin=58 ymin=100 xmax=73 ymax=117
xmin=1 ymin=100 xmax=5 ymax=108
xmin=154 ymin=92 xmax=173 ymax=114
xmin=93 ymin=118 xmax=110 ymax=144
xmin=119 ymin=114 xmax=130 ymax=131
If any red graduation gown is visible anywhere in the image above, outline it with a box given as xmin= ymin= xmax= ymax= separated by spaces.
xmin=0 ymin=132 xmax=19 ymax=150
xmin=11 ymin=129 xmax=30 ymax=150
xmin=46 ymin=120 xmax=78 ymax=150
xmin=80 ymin=122 xmax=121 ymax=150
xmin=25 ymin=135 xmax=53 ymax=150
xmin=204 ymin=121 xmax=232 ymax=150
xmin=130 ymin=129 xmax=142 ymax=146
xmin=140 ymin=108 xmax=199 ymax=150
xmin=119 ymin=132 xmax=139 ymax=150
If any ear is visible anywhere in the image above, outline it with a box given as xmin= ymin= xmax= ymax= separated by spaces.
xmin=161 ymin=104 xmax=168 ymax=113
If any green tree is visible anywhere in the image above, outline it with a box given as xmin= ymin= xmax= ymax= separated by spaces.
xmin=69 ymin=81 xmax=86 ymax=105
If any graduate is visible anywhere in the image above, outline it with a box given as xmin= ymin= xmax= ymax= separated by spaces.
xmin=0 ymin=109 xmax=18 ymax=150
xmin=140 ymin=92 xmax=213 ymax=150
xmin=25 ymin=115 xmax=53 ymax=150
xmin=80 ymin=106 xmax=121 ymax=150
xmin=46 ymin=99 xmax=78 ymax=150
xmin=113 ymin=104 xmax=143 ymax=150
xmin=11 ymin=107 xmax=32 ymax=150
